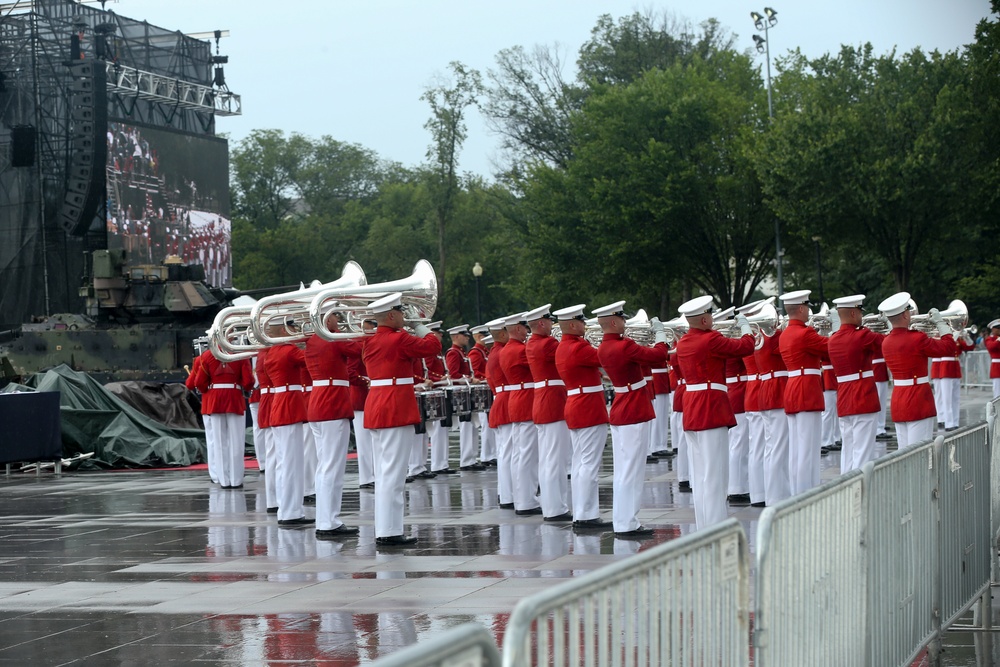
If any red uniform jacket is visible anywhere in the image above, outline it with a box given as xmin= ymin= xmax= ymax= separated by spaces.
xmin=755 ymin=331 xmax=787 ymax=412
xmin=468 ymin=343 xmax=488 ymax=380
xmin=248 ymin=356 xmax=261 ymax=405
xmin=526 ymin=333 xmax=567 ymax=425
xmin=725 ymin=357 xmax=747 ymax=415
xmin=872 ymin=348 xmax=889 ymax=383
xmin=193 ymin=351 xmax=252 ymax=415
xmin=822 ymin=362 xmax=837 ymax=392
xmin=347 ymin=349 xmax=369 ymax=413
xmin=263 ymin=343 xmax=308 ymax=427
xmin=256 ymin=348 xmax=273 ymax=429
xmin=986 ymin=335 xmax=1000 ymax=379
xmin=743 ymin=352 xmax=760 ymax=413
xmin=597 ymin=334 xmax=668 ymax=426
xmin=936 ymin=338 xmax=974 ymax=379
xmin=779 ymin=319 xmax=828 ymax=414
xmin=485 ymin=340 xmax=510 ymax=428
xmin=363 ymin=327 xmax=441 ymax=429
xmin=185 ymin=355 xmax=202 ymax=392
xmin=676 ymin=329 xmax=754 ymax=431
xmin=305 ymin=336 xmax=361 ymax=422
xmin=882 ymin=328 xmax=958 ymax=422
xmin=554 ymin=334 xmax=608 ymax=430
xmin=827 ymin=324 xmax=882 ymax=417
xmin=445 ymin=344 xmax=470 ymax=379
xmin=670 ymin=350 xmax=684 ymax=412
xmin=650 ymin=355 xmax=670 ymax=395
xmin=500 ymin=338 xmax=535 ymax=423
xmin=424 ymin=354 xmax=447 ymax=383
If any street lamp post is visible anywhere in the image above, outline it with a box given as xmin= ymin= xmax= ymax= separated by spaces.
xmin=752 ymin=7 xmax=783 ymax=296
xmin=472 ymin=262 xmax=483 ymax=323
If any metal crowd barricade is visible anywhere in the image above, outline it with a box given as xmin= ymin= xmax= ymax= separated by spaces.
xmin=754 ymin=470 xmax=867 ymax=667
xmin=502 ymin=519 xmax=750 ymax=667
xmin=964 ymin=350 xmax=992 ymax=390
xmin=368 ymin=623 xmax=502 ymax=667
xmin=990 ymin=398 xmax=1000 ymax=584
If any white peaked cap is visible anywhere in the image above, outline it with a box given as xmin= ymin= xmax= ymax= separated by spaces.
xmin=552 ymin=304 xmax=587 ymax=320
xmin=523 ymin=303 xmax=553 ymax=322
xmin=833 ymin=294 xmax=866 ymax=309
xmin=736 ymin=299 xmax=765 ymax=316
xmin=485 ymin=317 xmax=507 ymax=331
xmin=592 ymin=301 xmax=627 ymax=318
xmin=678 ymin=295 xmax=715 ymax=317
xmin=779 ymin=289 xmax=811 ymax=305
xmin=483 ymin=335 xmax=494 ymax=344
xmin=503 ymin=312 xmax=528 ymax=327
xmin=470 ymin=325 xmax=489 ymax=334
xmin=369 ymin=292 xmax=403 ymax=314
xmin=446 ymin=324 xmax=469 ymax=335
xmin=426 ymin=321 xmax=443 ymax=331
xmin=878 ymin=292 xmax=912 ymax=317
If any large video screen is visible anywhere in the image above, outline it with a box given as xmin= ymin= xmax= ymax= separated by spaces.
xmin=105 ymin=122 xmax=232 ymax=287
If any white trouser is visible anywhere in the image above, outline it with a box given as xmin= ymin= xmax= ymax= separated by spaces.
xmin=570 ymin=424 xmax=607 ymax=522
xmin=371 ymin=425 xmax=412 ymax=538
xmin=821 ymin=390 xmax=840 ymax=446
xmin=203 ymin=413 xmax=245 ymax=488
xmin=536 ymin=421 xmax=571 ymax=517
xmin=839 ymin=412 xmax=878 ymax=472
xmin=459 ymin=419 xmax=479 ymax=468
xmin=939 ymin=377 xmax=961 ymax=429
xmin=302 ymin=423 xmax=317 ymax=496
xmin=747 ymin=411 xmax=766 ymax=503
xmin=688 ymin=427 xmax=730 ymax=530
xmin=249 ymin=402 xmax=265 ymax=471
xmin=610 ymin=421 xmax=650 ymax=533
xmin=426 ymin=422 xmax=447 ymax=473
xmin=271 ymin=422 xmax=305 ymax=521
xmin=932 ymin=378 xmax=944 ymax=423
xmin=651 ymin=393 xmax=670 ymax=454
xmin=761 ymin=408 xmax=792 ymax=505
xmin=994 ymin=378 xmax=1000 ymax=400
xmin=496 ymin=423 xmax=514 ymax=504
xmin=875 ymin=381 xmax=889 ymax=434
xmin=671 ymin=409 xmax=689 ymax=482
xmin=203 ymin=412 xmax=220 ymax=484
xmin=309 ymin=419 xmax=350 ymax=531
xmin=897 ymin=417 xmax=936 ymax=449
xmin=261 ymin=427 xmax=277 ymax=509
xmin=478 ymin=412 xmax=496 ymax=462
xmin=409 ymin=429 xmax=429 ymax=476
xmin=353 ymin=411 xmax=375 ymax=486
xmin=787 ymin=411 xmax=822 ymax=495
xmin=510 ymin=421 xmax=541 ymax=511
xmin=727 ymin=413 xmax=749 ymax=495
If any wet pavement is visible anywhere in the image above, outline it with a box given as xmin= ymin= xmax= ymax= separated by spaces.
xmin=0 ymin=390 xmax=992 ymax=665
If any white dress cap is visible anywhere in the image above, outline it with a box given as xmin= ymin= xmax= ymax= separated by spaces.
xmin=988 ymin=318 xmax=1000 ymax=330
xmin=485 ymin=317 xmax=507 ymax=331
xmin=446 ymin=324 xmax=469 ymax=335
xmin=714 ymin=306 xmax=735 ymax=320
xmin=369 ymin=292 xmax=403 ymax=314
xmin=736 ymin=298 xmax=764 ymax=316
xmin=483 ymin=335 xmax=494 ymax=345
xmin=503 ymin=312 xmax=528 ymax=328
xmin=678 ymin=295 xmax=715 ymax=317
xmin=523 ymin=303 xmax=553 ymax=322
xmin=877 ymin=291 xmax=912 ymax=317
xmin=779 ymin=289 xmax=811 ymax=305
xmin=591 ymin=300 xmax=627 ymax=318
xmin=469 ymin=324 xmax=489 ymax=334
xmin=552 ymin=304 xmax=587 ymax=320
xmin=832 ymin=294 xmax=866 ymax=309
xmin=426 ymin=320 xmax=443 ymax=331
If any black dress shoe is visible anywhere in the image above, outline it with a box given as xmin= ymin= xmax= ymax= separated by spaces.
xmin=875 ymin=432 xmax=893 ymax=441
xmin=573 ymin=518 xmax=613 ymax=531
xmin=544 ymin=512 xmax=573 ymax=522
xmin=482 ymin=459 xmax=497 ymax=467
xmin=653 ymin=450 xmax=674 ymax=458
xmin=615 ymin=525 xmax=654 ymax=539
xmin=405 ymin=476 xmax=415 ymax=483
xmin=375 ymin=535 xmax=417 ymax=547
xmin=460 ymin=463 xmax=487 ymax=471
xmin=646 ymin=455 xmax=659 ymax=464
xmin=266 ymin=507 xmax=279 ymax=514
xmin=303 ymin=494 xmax=316 ymax=505
xmin=359 ymin=482 xmax=375 ymax=489
xmin=820 ymin=446 xmax=830 ymax=456
xmin=728 ymin=493 xmax=751 ymax=506
xmin=498 ymin=502 xmax=515 ymax=510
xmin=750 ymin=501 xmax=766 ymax=508
xmin=316 ymin=525 xmax=360 ymax=539
xmin=431 ymin=468 xmax=457 ymax=475
xmin=417 ymin=470 xmax=437 ymax=478
xmin=678 ymin=480 xmax=692 ymax=492
xmin=277 ymin=517 xmax=315 ymax=527
xmin=514 ymin=507 xmax=543 ymax=516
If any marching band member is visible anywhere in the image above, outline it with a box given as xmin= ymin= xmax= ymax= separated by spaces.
xmin=872 ymin=343 xmax=892 ymax=440
xmin=192 ymin=344 xmax=253 ymax=489
xmin=553 ymin=304 xmax=613 ymax=531
xmin=669 ymin=347 xmax=690 ymax=492
xmin=255 ymin=342 xmax=278 ymax=513
xmin=594 ymin=300 xmax=669 ymax=538
xmin=736 ymin=299 xmax=767 ymax=508
xmin=415 ymin=322 xmax=446 ymax=480
xmin=755 ymin=307 xmax=792 ymax=505
xmin=878 ymin=292 xmax=958 ymax=448
xmin=485 ymin=318 xmax=515 ymax=508
xmin=820 ymin=358 xmax=841 ymax=454
xmin=525 ymin=304 xmax=572 ymax=522
xmin=725 ymin=355 xmax=750 ymax=505
xmin=649 ymin=346 xmax=673 ymax=460
xmin=468 ymin=325 xmax=496 ymax=466
xmin=500 ymin=312 xmax=542 ymax=515
xmin=675 ymin=296 xmax=755 ymax=529
xmin=986 ymin=319 xmax=1000 ymax=399
xmin=936 ymin=330 xmax=975 ymax=431
xmin=300 ymin=362 xmax=317 ymax=505
xmin=349 ymin=319 xmax=376 ymax=490
xmin=363 ymin=292 xmax=441 ymax=547
xmin=185 ymin=345 xmax=211 ymax=481
xmin=827 ymin=295 xmax=882 ymax=472
xmin=778 ymin=289 xmax=829 ymax=495
xmin=445 ymin=324 xmax=485 ymax=471
xmin=247 ymin=355 xmax=265 ymax=475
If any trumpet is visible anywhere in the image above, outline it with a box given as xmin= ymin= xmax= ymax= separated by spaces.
xmin=910 ymin=299 xmax=969 ymax=338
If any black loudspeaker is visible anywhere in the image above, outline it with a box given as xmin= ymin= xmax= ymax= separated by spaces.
xmin=11 ymin=126 xmax=35 ymax=167
xmin=59 ymin=61 xmax=107 ymax=236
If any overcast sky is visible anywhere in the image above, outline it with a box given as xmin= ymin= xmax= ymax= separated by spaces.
xmin=116 ymin=0 xmax=993 ymax=177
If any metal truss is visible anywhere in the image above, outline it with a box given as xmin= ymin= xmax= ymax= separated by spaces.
xmin=106 ymin=61 xmax=241 ymax=117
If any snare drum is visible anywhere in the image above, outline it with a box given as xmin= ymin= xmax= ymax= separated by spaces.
xmin=470 ymin=384 xmax=493 ymax=412
xmin=418 ymin=389 xmax=448 ymax=422
xmin=446 ymin=385 xmax=473 ymax=418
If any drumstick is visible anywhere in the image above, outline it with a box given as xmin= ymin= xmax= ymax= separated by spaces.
xmin=184 ymin=364 xmax=191 ymax=376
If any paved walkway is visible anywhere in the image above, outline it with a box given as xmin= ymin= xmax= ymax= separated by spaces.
xmin=0 ymin=389 xmax=992 ymax=665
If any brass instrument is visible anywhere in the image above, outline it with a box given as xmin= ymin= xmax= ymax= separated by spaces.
xmin=623 ymin=309 xmax=653 ymax=345
xmin=862 ymin=313 xmax=890 ymax=334
xmin=747 ymin=301 xmax=781 ymax=350
xmin=807 ymin=303 xmax=837 ymax=336
xmin=910 ymin=299 xmax=969 ymax=338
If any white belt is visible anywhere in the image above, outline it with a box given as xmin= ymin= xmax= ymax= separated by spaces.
xmin=758 ymin=372 xmax=774 ymax=381
xmin=312 ymin=379 xmax=350 ymax=388
xmin=493 ymin=386 xmax=504 ymax=394
xmin=872 ymin=358 xmax=885 ymax=364
xmin=534 ymin=379 xmax=565 ymax=388
xmin=726 ymin=376 xmax=740 ymax=384
xmin=836 ymin=370 xmax=874 ymax=383
xmin=651 ymin=368 xmax=669 ymax=374
xmin=894 ymin=376 xmax=930 ymax=386
xmin=567 ymin=385 xmax=604 ymax=396
xmin=992 ymin=359 xmax=1000 ymax=364
xmin=745 ymin=374 xmax=758 ymax=381
xmin=209 ymin=383 xmax=237 ymax=390
xmin=740 ymin=375 xmax=749 ymax=382
xmin=822 ymin=365 xmax=833 ymax=371
xmin=306 ymin=386 xmax=313 ymax=392
xmin=270 ymin=384 xmax=304 ymax=393
xmin=504 ymin=382 xmax=533 ymax=391
xmin=932 ymin=357 xmax=959 ymax=362
xmin=685 ymin=382 xmax=728 ymax=393
xmin=613 ymin=379 xmax=647 ymax=393
xmin=644 ymin=376 xmax=653 ymax=382
xmin=787 ymin=368 xmax=822 ymax=377
xmin=370 ymin=377 xmax=415 ymax=387
xmin=259 ymin=387 xmax=269 ymax=394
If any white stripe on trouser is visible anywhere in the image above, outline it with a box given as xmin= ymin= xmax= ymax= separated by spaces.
xmin=932 ymin=378 xmax=944 ymax=423
xmin=761 ymin=408 xmax=792 ymax=505
xmin=940 ymin=377 xmax=960 ymax=429
xmin=570 ymin=423 xmax=607 ymax=521
xmin=496 ymin=423 xmax=514 ymax=504
xmin=308 ymin=418 xmax=350 ymax=531
xmin=249 ymin=402 xmax=265 ymax=471
xmin=610 ymin=421 xmax=649 ymax=532
xmin=410 ymin=428 xmax=430 ymax=476
xmin=839 ymin=412 xmax=878 ymax=472
xmin=896 ymin=417 xmax=936 ymax=449
xmin=203 ymin=413 xmax=220 ymax=483
xmin=994 ymin=378 xmax=1000 ymax=400
xmin=272 ymin=422 xmax=305 ymax=521
xmin=671 ymin=409 xmax=689 ymax=482
xmin=371 ymin=425 xmax=412 ymax=537
xmin=688 ymin=426 xmax=730 ymax=529
xmin=478 ymin=412 xmax=496 ymax=462
xmin=510 ymin=421 xmax=541 ymax=511
xmin=204 ymin=413 xmax=245 ymax=487
xmin=353 ymin=411 xmax=375 ymax=486
xmin=787 ymin=411 xmax=822 ymax=495
xmin=536 ymin=421 xmax=571 ymax=517
xmin=260 ymin=427 xmax=277 ymax=508
xmin=875 ymin=381 xmax=889 ymax=434
xmin=459 ymin=419 xmax=478 ymax=468
xmin=651 ymin=394 xmax=670 ymax=455
xmin=746 ymin=411 xmax=766 ymax=503
xmin=302 ymin=422 xmax=317 ymax=496
xmin=727 ymin=413 xmax=749 ymax=495
xmin=821 ymin=389 xmax=840 ymax=447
